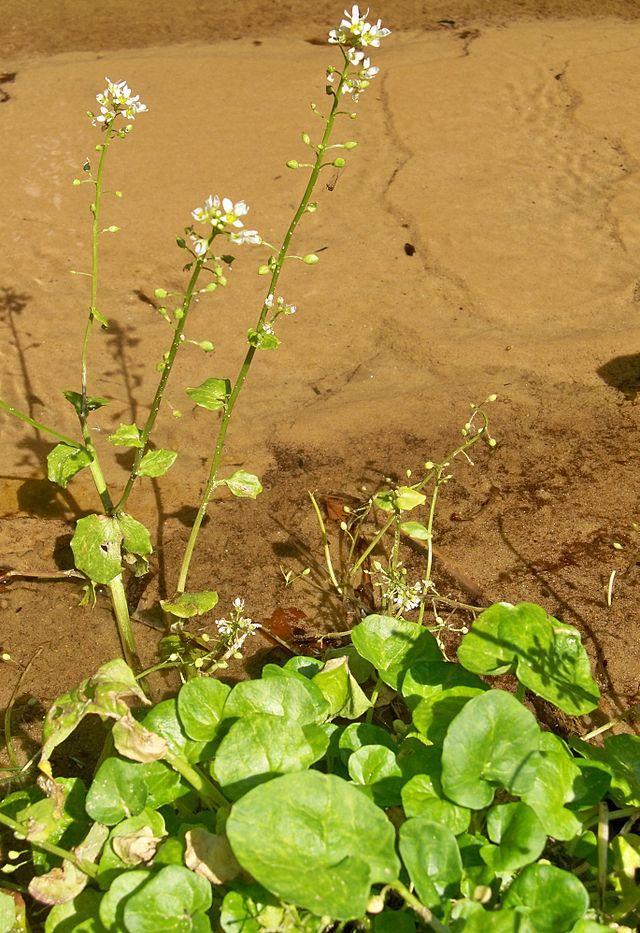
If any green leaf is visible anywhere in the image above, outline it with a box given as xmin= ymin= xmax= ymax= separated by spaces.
xmin=401 ymin=774 xmax=470 ymax=835
xmin=481 ymin=802 xmax=546 ymax=872
xmin=399 ymin=817 xmax=462 ymax=907
xmin=186 ymin=378 xmax=230 ymax=411
xmin=462 ymin=911 xmax=522 ymax=932
xmin=399 ymin=520 xmax=430 ymax=541
xmin=212 ymin=712 xmax=320 ymax=800
xmin=394 ymin=487 xmax=426 ymax=511
xmin=44 ymin=889 xmax=105 ymax=932
xmin=47 ymin=443 xmax=92 ymax=488
xmin=141 ymin=699 xmax=211 ymax=764
xmin=374 ymin=912 xmax=416 ymax=933
xmin=348 ymin=744 xmax=403 ymax=807
xmin=518 ymin=733 xmax=582 ymax=840
xmin=137 ymin=448 xmax=177 ymax=478
xmin=70 ymin=514 xmax=122 ymax=584
xmin=63 ymin=390 xmax=109 ymax=414
xmin=502 ymin=864 xmax=589 ymax=931
xmin=401 ymin=659 xmax=486 ymax=710
xmin=226 ymin=771 xmax=400 ymax=920
xmin=122 ymin=865 xmax=212 ymax=932
xmin=338 ymin=722 xmax=397 ymax=764
xmin=312 ymin=656 xmax=371 ymax=719
xmin=412 ymin=687 xmax=486 ymax=745
xmin=441 ymin=690 xmax=541 ymax=809
xmin=86 ymin=757 xmax=148 ymax=825
xmin=224 ymin=470 xmax=263 ymax=499
xmin=137 ymin=760 xmax=189 ymax=809
xmin=0 ymin=892 xmax=16 ymax=931
xmin=99 ymin=871 xmax=150 ymax=931
xmin=324 ymin=645 xmax=374 ymax=683
xmin=219 ymin=884 xmax=285 ymax=933
xmin=118 ymin=513 xmax=152 ymax=558
xmin=351 ymin=615 xmax=442 ymax=689
xmin=283 ymin=656 xmax=325 ymax=679
xmin=161 ymin=590 xmax=219 ymax=619
xmin=108 ymin=423 xmax=143 ymax=448
xmin=177 ymin=677 xmax=230 ymax=741
xmin=572 ymin=733 xmax=640 ymax=807
xmin=223 ymin=674 xmax=329 ymax=726
xmin=458 ymin=602 xmax=600 ymax=715
xmin=98 ymin=809 xmax=166 ymax=885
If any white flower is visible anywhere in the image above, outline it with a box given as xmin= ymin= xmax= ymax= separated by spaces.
xmin=340 ymin=58 xmax=379 ymax=100
xmin=233 ymin=597 xmax=245 ymax=611
xmin=328 ymin=6 xmax=390 ymax=50
xmin=91 ymin=77 xmax=147 ymax=127
xmin=229 ymin=229 xmax=262 ymax=245
xmin=191 ymin=194 xmax=254 ymax=237
xmin=264 ymin=293 xmax=275 ymax=309
xmin=189 ymin=233 xmax=209 ymax=257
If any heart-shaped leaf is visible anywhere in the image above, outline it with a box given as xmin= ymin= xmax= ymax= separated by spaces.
xmin=224 ymin=470 xmax=263 ymax=499
xmin=122 ymin=865 xmax=212 ymax=932
xmin=348 ymin=745 xmax=403 ymax=807
xmin=47 ymin=443 xmax=92 ymax=488
xmin=223 ymin=674 xmax=329 ymax=726
xmin=481 ymin=802 xmax=546 ymax=872
xmin=161 ymin=590 xmax=219 ymax=619
xmin=108 ymin=423 xmax=143 ymax=448
xmin=351 ymin=615 xmax=442 ymax=689
xmin=70 ymin=514 xmax=122 ymax=584
xmin=137 ymin=448 xmax=177 ymax=478
xmin=502 ymin=863 xmax=589 ymax=931
xmin=86 ymin=757 xmax=148 ymax=825
xmin=177 ymin=678 xmax=230 ymax=741
xmin=398 ymin=817 xmax=461 ymax=907
xmin=186 ymin=378 xmax=230 ymax=411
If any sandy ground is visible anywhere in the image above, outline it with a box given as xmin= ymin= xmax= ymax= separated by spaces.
xmin=1 ymin=3 xmax=640 ymax=765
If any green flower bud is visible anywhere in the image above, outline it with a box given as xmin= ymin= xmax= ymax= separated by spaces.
xmin=344 ymin=140 xmax=358 ymax=149
xmin=72 ymin=178 xmax=81 ymax=186
xmin=286 ymin=159 xmax=300 ymax=169
xmin=303 ymin=253 xmax=319 ymax=265
xmin=302 ymin=132 xmax=311 ymax=145
xmin=198 ymin=340 xmax=214 ymax=352
xmin=258 ymin=264 xmax=270 ymax=275
xmin=115 ymin=190 xmax=123 ymax=198
xmin=106 ymin=225 xmax=119 ymax=233
xmin=333 ymin=157 xmax=346 ymax=167
xmin=306 ymin=202 xmax=318 ymax=213
xmin=154 ymin=287 xmax=168 ymax=299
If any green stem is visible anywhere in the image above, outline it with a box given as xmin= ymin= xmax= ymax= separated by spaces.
xmin=309 ymin=492 xmax=341 ymax=592
xmin=108 ymin=574 xmax=142 ymax=674
xmin=80 ymin=123 xmax=114 ymax=419
xmin=0 ymin=399 xmax=85 ymax=449
xmin=385 ymin=881 xmax=450 ymax=932
xmin=0 ymin=812 xmax=98 ymax=879
xmin=165 ymin=752 xmax=228 ymax=809
xmin=116 ymin=253 xmax=209 ymax=512
xmin=176 ymin=60 xmax=351 ymax=594
xmin=350 ymin=514 xmax=395 ymax=577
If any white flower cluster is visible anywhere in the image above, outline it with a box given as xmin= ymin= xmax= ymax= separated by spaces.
xmin=329 ymin=5 xmax=390 ymax=51
xmin=327 ymin=7 xmax=389 ymax=100
xmin=265 ymin=293 xmax=297 ymax=317
xmin=214 ymin=596 xmax=258 ymax=650
xmin=190 ymin=196 xmax=261 ymax=256
xmin=91 ymin=77 xmax=147 ymax=127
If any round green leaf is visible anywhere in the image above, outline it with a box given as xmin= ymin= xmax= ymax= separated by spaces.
xmin=117 ymin=513 xmax=152 ymax=558
xmin=137 ymin=448 xmax=177 ymax=478
xmin=398 ymin=817 xmax=462 ymax=907
xmin=394 ymin=487 xmax=426 ymax=511
xmin=412 ymin=687 xmax=485 ymax=745
xmin=282 ymin=656 xmax=325 ymax=679
xmin=401 ymin=775 xmax=470 ymax=834
xmin=212 ymin=712 xmax=320 ymax=799
xmin=518 ymin=733 xmax=582 ymax=840
xmin=47 ymin=442 xmax=92 ymax=488
xmin=348 ymin=744 xmax=403 ymax=807
xmin=225 ymin=470 xmax=263 ymax=499
xmin=44 ymin=889 xmax=104 ymax=932
xmin=161 ymin=590 xmax=218 ymax=619
xmin=399 ymin=520 xmax=430 ymax=541
xmin=503 ymin=864 xmax=589 ymax=931
xmin=441 ymin=690 xmax=540 ymax=809
xmin=99 ymin=870 xmax=150 ymax=930
xmin=71 ymin=514 xmax=122 ymax=584
xmin=226 ymin=771 xmax=400 ymax=920
xmin=177 ymin=677 xmax=229 ymax=741
xmin=123 ymin=865 xmax=212 ymax=932
xmin=141 ymin=699 xmax=211 ymax=764
xmin=0 ymin=892 xmax=16 ymax=930
xmin=401 ymin=660 xmax=486 ymax=710
xmin=482 ymin=802 xmax=546 ymax=872
xmin=223 ymin=674 xmax=329 ymax=725
xmin=339 ymin=722 xmax=396 ymax=764
xmin=351 ymin=615 xmax=442 ymax=689
xmin=312 ymin=656 xmax=371 ymax=719
xmin=458 ymin=603 xmax=599 ymax=715
xmin=86 ymin=757 xmax=148 ymax=825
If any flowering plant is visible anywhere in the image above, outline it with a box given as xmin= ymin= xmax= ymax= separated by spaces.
xmin=0 ymin=5 xmax=391 ymax=678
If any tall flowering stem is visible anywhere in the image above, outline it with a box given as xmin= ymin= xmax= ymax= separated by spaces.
xmin=176 ymin=57 xmax=353 ymax=594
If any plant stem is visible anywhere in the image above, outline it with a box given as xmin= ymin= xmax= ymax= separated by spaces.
xmin=0 ymin=812 xmax=99 ymax=879
xmin=309 ymin=492 xmax=341 ymax=592
xmin=176 ymin=60 xmax=351 ymax=594
xmin=116 ymin=254 xmax=208 ymax=511
xmin=108 ymin=573 xmax=142 ymax=673
xmin=80 ymin=124 xmax=114 ymax=419
xmin=385 ymin=881 xmax=450 ymax=932
xmin=0 ymin=399 xmax=85 ymax=449
xmin=165 ymin=752 xmax=228 ymax=809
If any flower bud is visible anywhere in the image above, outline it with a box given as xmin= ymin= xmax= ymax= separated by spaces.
xmin=306 ymin=202 xmax=318 ymax=213
xmin=333 ymin=157 xmax=346 ymax=168
xmin=302 ymin=132 xmax=311 ymax=145
xmin=286 ymin=159 xmax=300 ymax=169
xmin=258 ymin=264 xmax=270 ymax=275
xmin=72 ymin=178 xmax=81 ymax=186
xmin=106 ymin=225 xmax=119 ymax=233
xmin=487 ymin=393 xmax=497 ymax=402
xmin=303 ymin=254 xmax=319 ymax=265
xmin=366 ymin=895 xmax=385 ymax=914
xmin=154 ymin=288 xmax=168 ymax=299
xmin=198 ymin=340 xmax=214 ymax=352
xmin=344 ymin=141 xmax=358 ymax=149
xmin=115 ymin=190 xmax=123 ymax=198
